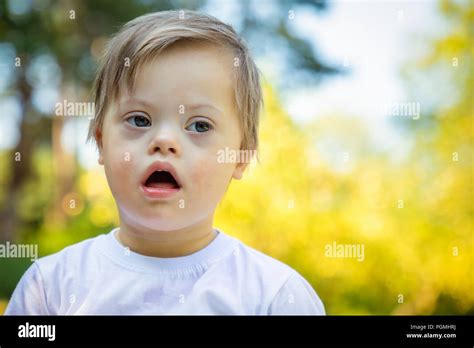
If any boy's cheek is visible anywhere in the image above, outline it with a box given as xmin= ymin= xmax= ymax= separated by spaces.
xmin=103 ymin=147 xmax=136 ymax=180
xmin=188 ymin=157 xmax=235 ymax=194
xmin=188 ymin=159 xmax=209 ymax=189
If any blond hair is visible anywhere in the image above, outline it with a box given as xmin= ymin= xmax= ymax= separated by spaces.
xmin=88 ymin=10 xmax=262 ymax=151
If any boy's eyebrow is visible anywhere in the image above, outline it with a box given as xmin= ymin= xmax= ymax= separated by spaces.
xmin=187 ymin=103 xmax=223 ymax=116
xmin=118 ymin=97 xmax=156 ymax=113
xmin=118 ymin=98 xmax=223 ymax=116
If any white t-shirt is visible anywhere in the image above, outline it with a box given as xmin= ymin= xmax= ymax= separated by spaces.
xmin=5 ymin=228 xmax=325 ymax=315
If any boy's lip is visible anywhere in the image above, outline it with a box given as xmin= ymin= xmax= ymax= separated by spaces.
xmin=141 ymin=161 xmax=182 ymax=188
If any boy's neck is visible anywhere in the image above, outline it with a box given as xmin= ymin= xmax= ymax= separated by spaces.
xmin=116 ymin=218 xmax=218 ymax=258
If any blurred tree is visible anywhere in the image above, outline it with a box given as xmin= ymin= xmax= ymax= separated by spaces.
xmin=395 ymin=0 xmax=473 ymax=313
xmin=215 ymin=0 xmax=473 ymax=315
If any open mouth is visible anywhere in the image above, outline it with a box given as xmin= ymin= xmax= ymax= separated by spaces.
xmin=144 ymin=170 xmax=181 ymax=189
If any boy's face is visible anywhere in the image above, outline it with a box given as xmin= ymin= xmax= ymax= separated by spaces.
xmin=97 ymin=42 xmax=248 ymax=231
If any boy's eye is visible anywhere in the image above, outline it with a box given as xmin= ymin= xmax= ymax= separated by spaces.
xmin=186 ymin=121 xmax=212 ymax=133
xmin=126 ymin=115 xmax=151 ymax=127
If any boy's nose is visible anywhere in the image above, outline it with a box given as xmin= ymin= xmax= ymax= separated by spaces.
xmin=148 ymin=131 xmax=181 ymax=156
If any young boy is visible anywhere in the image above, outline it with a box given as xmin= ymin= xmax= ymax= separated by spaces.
xmin=5 ymin=10 xmax=325 ymax=315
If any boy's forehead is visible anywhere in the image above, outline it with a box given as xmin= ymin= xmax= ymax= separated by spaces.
xmin=114 ymin=41 xmax=236 ymax=113
xmin=140 ymin=41 xmax=234 ymax=82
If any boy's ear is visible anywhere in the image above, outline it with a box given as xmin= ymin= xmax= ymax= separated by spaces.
xmin=95 ymin=128 xmax=104 ymax=165
xmin=232 ymin=147 xmax=256 ymax=180
xmin=232 ymin=161 xmax=248 ymax=180
xmin=232 ymin=162 xmax=248 ymax=180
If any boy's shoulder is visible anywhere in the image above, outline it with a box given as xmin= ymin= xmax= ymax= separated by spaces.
xmin=229 ymin=236 xmax=294 ymax=275
xmin=221 ymin=234 xmax=324 ymax=314
xmin=220 ymin=233 xmax=302 ymax=290
xmin=34 ymin=233 xmax=105 ymax=277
